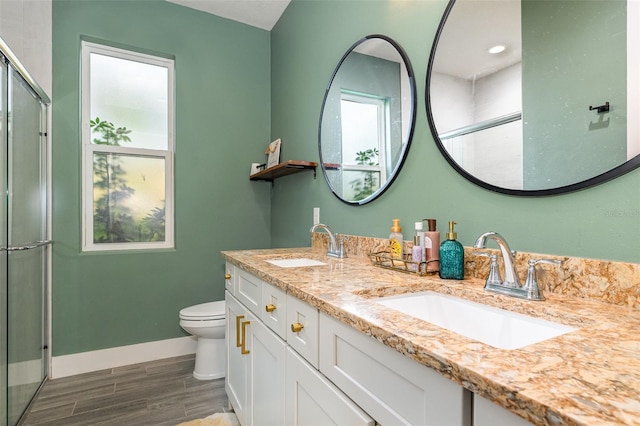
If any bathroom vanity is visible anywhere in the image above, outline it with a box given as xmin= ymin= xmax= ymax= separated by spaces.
xmin=222 ymin=246 xmax=640 ymax=426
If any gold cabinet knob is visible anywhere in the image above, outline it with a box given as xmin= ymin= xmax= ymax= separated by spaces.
xmin=265 ymin=304 xmax=276 ymax=313
xmin=291 ymin=322 xmax=304 ymax=333
xmin=225 ymin=273 xmax=231 ymax=280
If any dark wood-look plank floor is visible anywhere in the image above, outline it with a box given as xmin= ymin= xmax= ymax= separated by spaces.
xmin=20 ymin=354 xmax=230 ymax=426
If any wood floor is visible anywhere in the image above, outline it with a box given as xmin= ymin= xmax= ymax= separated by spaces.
xmin=20 ymin=354 xmax=231 ymax=425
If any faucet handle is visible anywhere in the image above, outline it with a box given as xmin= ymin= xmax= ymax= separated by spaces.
xmin=337 ymin=235 xmax=348 ymax=258
xmin=476 ymin=252 xmax=503 ymax=287
xmin=523 ymin=258 xmax=562 ymax=301
xmin=532 ymin=258 xmax=562 ymax=267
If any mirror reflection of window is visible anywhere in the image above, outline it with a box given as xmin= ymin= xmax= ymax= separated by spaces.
xmin=340 ymin=92 xmax=390 ymax=201
xmin=340 ymin=92 xmax=389 ymax=201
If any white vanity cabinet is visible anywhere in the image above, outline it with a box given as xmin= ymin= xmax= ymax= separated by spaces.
xmin=226 ymin=262 xmax=535 ymax=426
xmin=225 ymin=263 xmax=370 ymax=426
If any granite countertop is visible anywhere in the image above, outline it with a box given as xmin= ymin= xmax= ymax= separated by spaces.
xmin=221 ymin=247 xmax=640 ymax=426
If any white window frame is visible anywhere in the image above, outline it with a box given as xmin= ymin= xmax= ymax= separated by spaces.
xmin=81 ymin=41 xmax=175 ymax=252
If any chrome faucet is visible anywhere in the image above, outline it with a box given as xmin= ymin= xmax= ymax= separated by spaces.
xmin=473 ymin=232 xmax=520 ymax=288
xmin=310 ymin=223 xmax=347 ymax=259
xmin=473 ymin=232 xmax=562 ymax=301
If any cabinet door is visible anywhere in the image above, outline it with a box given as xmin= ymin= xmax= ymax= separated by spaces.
xmin=247 ymin=311 xmax=286 ymax=426
xmin=226 ymin=292 xmax=249 ymax=426
xmin=320 ymin=313 xmax=471 ymax=426
xmin=285 ymin=348 xmax=374 ymax=426
xmin=474 ymin=394 xmax=532 ymax=426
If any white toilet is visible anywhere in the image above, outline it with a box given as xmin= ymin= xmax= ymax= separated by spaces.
xmin=179 ymin=300 xmax=226 ymax=380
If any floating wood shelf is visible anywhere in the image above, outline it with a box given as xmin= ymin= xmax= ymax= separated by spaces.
xmin=322 ymin=162 xmax=341 ymax=170
xmin=249 ymin=160 xmax=317 ymax=182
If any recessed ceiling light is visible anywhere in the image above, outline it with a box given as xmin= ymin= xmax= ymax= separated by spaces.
xmin=488 ymin=45 xmax=506 ymax=54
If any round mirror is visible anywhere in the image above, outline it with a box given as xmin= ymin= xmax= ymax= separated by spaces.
xmin=319 ymin=35 xmax=416 ymax=205
xmin=427 ymin=0 xmax=640 ymax=195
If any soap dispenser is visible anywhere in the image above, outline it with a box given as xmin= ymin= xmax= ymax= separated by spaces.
xmin=439 ymin=221 xmax=464 ymax=280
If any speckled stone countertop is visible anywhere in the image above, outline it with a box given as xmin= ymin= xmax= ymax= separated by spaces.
xmin=221 ymin=247 xmax=640 ymax=426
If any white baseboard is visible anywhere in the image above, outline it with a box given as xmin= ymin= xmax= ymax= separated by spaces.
xmin=51 ymin=336 xmax=197 ymax=379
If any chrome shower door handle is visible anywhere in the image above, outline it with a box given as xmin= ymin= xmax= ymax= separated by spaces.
xmin=0 ymin=239 xmax=53 ymax=251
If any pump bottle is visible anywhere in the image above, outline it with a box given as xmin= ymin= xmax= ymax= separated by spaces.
xmin=423 ymin=218 xmax=440 ymax=272
xmin=439 ymin=221 xmax=464 ymax=280
xmin=389 ymin=219 xmax=403 ymax=259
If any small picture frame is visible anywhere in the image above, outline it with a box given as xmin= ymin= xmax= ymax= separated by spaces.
xmin=265 ymin=138 xmax=281 ymax=169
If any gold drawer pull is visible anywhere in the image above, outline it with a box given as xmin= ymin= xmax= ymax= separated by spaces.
xmin=235 ymin=315 xmax=244 ymax=347
xmin=225 ymin=273 xmax=231 ymax=280
xmin=241 ymin=320 xmax=251 ymax=355
xmin=291 ymin=322 xmax=304 ymax=333
xmin=265 ymin=304 xmax=276 ymax=313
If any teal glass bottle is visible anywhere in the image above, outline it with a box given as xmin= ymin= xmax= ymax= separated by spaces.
xmin=439 ymin=221 xmax=464 ymax=280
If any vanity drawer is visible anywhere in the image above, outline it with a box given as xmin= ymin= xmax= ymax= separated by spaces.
xmin=261 ymin=282 xmax=287 ymax=339
xmin=319 ymin=313 xmax=471 ymax=426
xmin=286 ymin=295 xmax=319 ymax=368
xmin=224 ymin=263 xmax=236 ymax=295
xmin=236 ymin=268 xmax=262 ymax=316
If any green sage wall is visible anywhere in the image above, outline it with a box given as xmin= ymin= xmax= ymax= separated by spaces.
xmin=522 ymin=0 xmax=627 ymax=189
xmin=270 ymin=0 xmax=640 ymax=263
xmin=52 ymin=0 xmax=271 ymax=356
xmin=52 ymin=0 xmax=640 ymax=357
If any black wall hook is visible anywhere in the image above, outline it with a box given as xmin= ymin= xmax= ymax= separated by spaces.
xmin=589 ymin=101 xmax=610 ymax=113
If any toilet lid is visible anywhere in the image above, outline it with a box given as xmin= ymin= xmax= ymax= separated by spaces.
xmin=179 ymin=300 xmax=225 ymax=320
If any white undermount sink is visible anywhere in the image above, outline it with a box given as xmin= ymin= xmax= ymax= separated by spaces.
xmin=376 ymin=291 xmax=576 ymax=350
xmin=266 ymin=258 xmax=327 ymax=268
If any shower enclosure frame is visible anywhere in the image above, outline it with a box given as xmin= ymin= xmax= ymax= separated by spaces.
xmin=0 ymin=36 xmax=52 ymax=426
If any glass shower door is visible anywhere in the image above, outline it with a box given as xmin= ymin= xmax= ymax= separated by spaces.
xmin=5 ymin=65 xmax=48 ymax=426
xmin=0 ymin=54 xmax=7 ymax=426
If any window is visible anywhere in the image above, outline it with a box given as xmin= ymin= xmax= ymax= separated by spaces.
xmin=81 ymin=41 xmax=174 ymax=251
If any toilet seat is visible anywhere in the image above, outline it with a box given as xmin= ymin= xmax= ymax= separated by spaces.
xmin=179 ymin=301 xmax=225 ymax=321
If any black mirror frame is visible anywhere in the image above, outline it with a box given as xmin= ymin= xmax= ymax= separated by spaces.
xmin=426 ymin=0 xmax=640 ymax=196
xmin=319 ymin=34 xmax=417 ymax=205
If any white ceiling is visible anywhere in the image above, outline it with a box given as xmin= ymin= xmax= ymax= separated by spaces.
xmin=166 ymin=0 xmax=291 ymax=31
xmin=433 ymin=1 xmax=521 ymax=80
xmin=167 ymin=0 xmax=520 ymax=80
